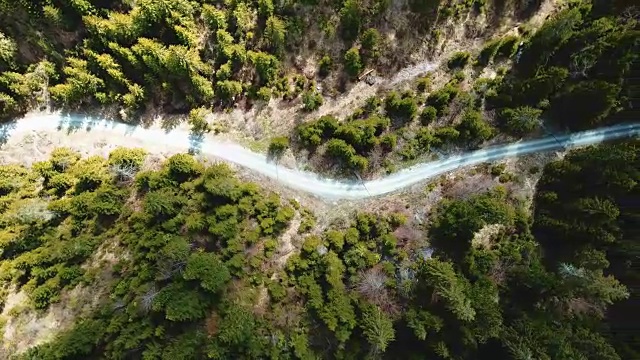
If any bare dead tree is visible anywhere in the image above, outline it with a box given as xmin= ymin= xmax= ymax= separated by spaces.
xmin=559 ymin=263 xmax=587 ymax=279
xmin=621 ymin=6 xmax=640 ymax=25
xmin=356 ymin=268 xmax=400 ymax=315
xmin=14 ymin=199 xmax=54 ymax=224
xmin=394 ymin=226 xmax=423 ymax=246
xmin=156 ymin=260 xmax=187 ymax=281
xmin=317 ymin=244 xmax=328 ymax=256
xmin=140 ymin=285 xmax=159 ymax=313
xmin=563 ymin=296 xmax=602 ymax=319
xmin=273 ymin=302 xmax=303 ymax=329
xmin=357 ymin=267 xmax=388 ymax=300
xmin=110 ymin=163 xmax=138 ymax=183
xmin=397 ymin=266 xmax=416 ymax=282
xmin=53 ymin=156 xmax=74 ymax=172
xmin=489 ymin=257 xmax=517 ymax=286
xmin=368 ymin=145 xmax=383 ymax=173
xmin=446 ymin=174 xmax=495 ymax=199
xmin=112 ymin=299 xmax=126 ymax=311
xmin=569 ymin=53 xmax=596 ymax=79
xmin=464 ymin=21 xmax=484 ymax=39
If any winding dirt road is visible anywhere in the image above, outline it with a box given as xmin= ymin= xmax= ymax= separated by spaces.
xmin=1 ymin=114 xmax=638 ymax=199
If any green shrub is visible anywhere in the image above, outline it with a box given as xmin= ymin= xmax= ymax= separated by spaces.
xmin=302 ymin=90 xmax=323 ymax=111
xmin=477 ymin=39 xmax=501 ymax=66
xmin=398 ymin=142 xmax=417 ymax=160
xmin=434 ymin=126 xmax=460 ymax=144
xmin=59 ymin=265 xmax=84 ymax=286
xmin=188 ymin=107 xmax=211 ymax=134
xmin=550 ymin=80 xmax=619 ymax=130
xmin=333 ymin=117 xmax=387 ymax=152
xmin=498 ymin=173 xmax=515 ymax=183
xmin=183 ymin=252 xmax=231 ymax=293
xmin=108 ymin=148 xmax=147 ymax=169
xmin=298 ymin=211 xmax=316 ymax=234
xmin=268 ymin=281 xmax=287 ymax=302
xmin=349 ymin=155 xmax=369 ymax=172
xmin=294 ymin=75 xmax=306 ymax=93
xmin=89 ymin=185 xmax=126 ymax=216
xmin=296 ymin=115 xmax=339 ymax=148
xmin=340 ymin=0 xmax=362 ymax=41
xmin=364 ymin=96 xmax=382 ymax=113
xmin=325 ymin=137 xmax=369 ymax=171
xmin=447 ymin=51 xmax=471 ymax=69
xmin=73 ymin=158 xmax=109 ymax=193
xmin=360 ymin=28 xmax=381 ymax=60
xmin=216 ymin=80 xmax=243 ymax=102
xmin=496 ymin=36 xmax=519 ymax=59
xmin=264 ymin=238 xmax=277 ymax=257
xmin=30 ymin=280 xmax=60 ymax=309
xmin=453 ymin=70 xmax=465 ymax=82
xmin=202 ymin=5 xmax=228 ymax=31
xmin=268 ymin=136 xmax=289 ymax=158
xmin=318 ymin=55 xmax=333 ymax=77
xmin=344 ymin=47 xmax=363 ymax=77
xmin=473 ymin=77 xmax=498 ymax=98
xmin=420 ymin=106 xmax=437 ymax=125
xmin=216 ymin=62 xmax=232 ymax=81
xmin=456 ymin=110 xmax=494 ymax=144
xmin=302 ymin=235 xmax=323 ymax=256
xmin=416 ymin=76 xmax=432 ymax=92
xmin=388 ymin=212 xmax=407 ymax=227
xmin=48 ymin=173 xmax=75 ymax=195
xmin=50 ymin=148 xmax=81 ymax=172
xmin=409 ymin=0 xmax=440 ymax=15
xmin=325 ymin=230 xmax=345 ymax=251
xmin=385 ymin=91 xmax=418 ymax=121
xmin=256 ymin=86 xmax=272 ymax=101
xmin=490 ymin=163 xmax=506 ymax=176
xmin=415 ymin=127 xmax=436 ymax=152
xmin=166 ymin=154 xmax=203 ymax=183
xmin=426 ymin=84 xmax=458 ymax=115
xmin=143 ymin=188 xmax=185 ymax=220
xmin=498 ymin=106 xmax=542 ymax=136
xmin=380 ymin=133 xmax=397 ymax=151
xmin=326 ymin=138 xmax=356 ymax=160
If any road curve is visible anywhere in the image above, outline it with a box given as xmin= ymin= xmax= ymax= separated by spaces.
xmin=1 ymin=114 xmax=639 ymax=200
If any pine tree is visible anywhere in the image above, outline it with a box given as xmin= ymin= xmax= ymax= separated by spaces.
xmin=361 ymin=305 xmax=395 ymax=356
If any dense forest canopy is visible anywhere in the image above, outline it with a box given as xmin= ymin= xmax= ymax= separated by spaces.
xmin=0 ymin=0 xmax=474 ymax=120
xmin=533 ymin=139 xmax=640 ymax=360
xmin=0 ymin=139 xmax=636 ymax=359
xmin=282 ymin=0 xmax=639 ymax=177
xmin=489 ymin=0 xmax=639 ymax=130
xmin=1 ymin=0 xmax=637 ymax=182
xmin=1 ymin=0 xmax=634 ymax=125
xmin=0 ymin=0 xmax=639 ymax=359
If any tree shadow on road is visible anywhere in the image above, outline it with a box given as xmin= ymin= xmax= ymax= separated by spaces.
xmin=0 ymin=120 xmax=17 ymax=147
xmin=188 ymin=134 xmax=204 ymax=155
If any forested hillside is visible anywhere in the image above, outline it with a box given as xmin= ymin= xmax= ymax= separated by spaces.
xmin=0 ymin=139 xmax=636 ymax=359
xmin=1 ymin=0 xmax=637 ymax=180
xmin=1 ymin=0 xmax=639 ymax=359
xmin=1 ymin=149 xmax=299 ymax=358
xmin=489 ymin=1 xmax=640 ymax=130
xmin=0 ymin=0 xmax=541 ymax=121
xmin=284 ymin=0 xmax=639 ymax=177
xmin=533 ymin=139 xmax=640 ymax=360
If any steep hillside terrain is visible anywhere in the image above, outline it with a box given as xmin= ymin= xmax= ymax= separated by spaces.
xmin=0 ymin=140 xmax=637 ymax=359
xmin=0 ymin=0 xmax=639 ymax=359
